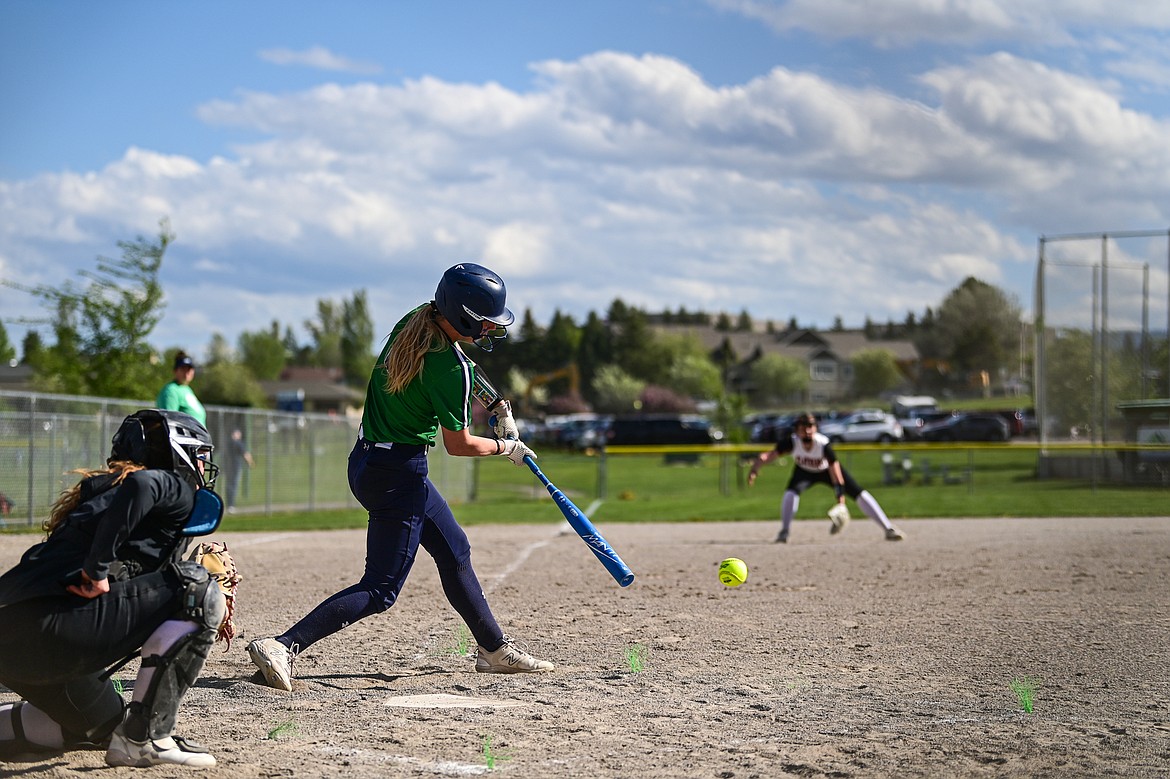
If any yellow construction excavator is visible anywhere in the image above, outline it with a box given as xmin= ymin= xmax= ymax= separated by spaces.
xmin=524 ymin=364 xmax=581 ymax=407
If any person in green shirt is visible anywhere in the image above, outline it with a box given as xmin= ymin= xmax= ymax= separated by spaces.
xmin=156 ymin=352 xmax=205 ymax=425
xmin=247 ymin=263 xmax=552 ymax=691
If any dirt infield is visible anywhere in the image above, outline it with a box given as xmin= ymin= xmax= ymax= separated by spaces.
xmin=2 ymin=515 xmax=1169 ymax=778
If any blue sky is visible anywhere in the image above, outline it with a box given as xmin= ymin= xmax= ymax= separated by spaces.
xmin=3 ymin=0 xmax=1170 ymax=358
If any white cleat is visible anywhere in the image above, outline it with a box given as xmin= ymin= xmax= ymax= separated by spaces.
xmin=885 ymin=526 xmax=906 ymax=541
xmin=106 ymin=730 xmax=216 ymax=768
xmin=247 ymin=637 xmax=297 ymax=691
xmin=476 ymin=637 xmax=554 ymax=674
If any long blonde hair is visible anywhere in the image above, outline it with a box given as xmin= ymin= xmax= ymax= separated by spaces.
xmin=43 ymin=461 xmax=145 ymax=536
xmin=383 ymin=304 xmax=450 ymax=394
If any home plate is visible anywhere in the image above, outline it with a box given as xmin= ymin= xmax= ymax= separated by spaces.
xmin=383 ymin=693 xmax=527 ymax=709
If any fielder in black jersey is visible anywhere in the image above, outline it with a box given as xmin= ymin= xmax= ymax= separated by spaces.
xmin=748 ymin=412 xmax=905 ymax=543
xmin=0 ymin=410 xmax=227 ymax=768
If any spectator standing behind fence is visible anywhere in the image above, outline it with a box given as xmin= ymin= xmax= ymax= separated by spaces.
xmin=156 ymin=352 xmax=205 ymax=425
xmin=223 ymin=429 xmax=254 ymax=511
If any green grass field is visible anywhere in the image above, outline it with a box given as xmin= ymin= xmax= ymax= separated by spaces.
xmin=183 ymin=444 xmax=1168 ymax=533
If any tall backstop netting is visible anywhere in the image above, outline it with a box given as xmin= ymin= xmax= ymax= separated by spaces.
xmin=1034 ymin=230 xmax=1170 ymax=482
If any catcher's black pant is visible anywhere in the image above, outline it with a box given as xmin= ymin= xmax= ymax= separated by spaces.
xmin=0 ymin=569 xmax=185 ymax=741
xmin=280 ymin=439 xmax=504 ymax=652
xmin=786 ymin=466 xmax=865 ymax=499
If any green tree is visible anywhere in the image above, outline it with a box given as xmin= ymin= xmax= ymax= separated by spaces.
xmin=576 ymin=311 xmax=612 ymax=403
xmin=239 ymin=322 xmax=288 ymax=381
xmin=198 ymin=362 xmax=269 ymax=407
xmin=0 ymin=321 xmax=15 ymax=364
xmin=712 ymin=392 xmax=750 ymax=443
xmin=341 ymin=290 xmax=374 ymax=386
xmin=609 ymin=301 xmax=659 ymax=382
xmin=541 ymin=310 xmax=581 ymax=372
xmin=21 ymin=331 xmax=45 ymax=366
xmin=15 ymin=221 xmax=170 ymax=398
xmin=667 ymin=353 xmax=724 ymax=399
xmin=591 ymin=364 xmax=645 ymax=413
xmin=850 ymin=348 xmax=903 ymax=398
xmin=304 ymin=299 xmax=343 ymax=369
xmin=1044 ymin=329 xmax=1095 ymax=436
xmin=735 ymin=309 xmax=753 ymax=332
xmin=936 ymin=277 xmax=1022 ymax=383
xmin=749 ymin=353 xmax=807 ymax=406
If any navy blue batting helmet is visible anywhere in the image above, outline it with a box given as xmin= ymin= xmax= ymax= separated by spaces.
xmin=434 ymin=263 xmax=515 ymax=350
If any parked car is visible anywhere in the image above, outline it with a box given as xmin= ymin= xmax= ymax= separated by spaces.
xmin=991 ymin=408 xmax=1038 ymax=437
xmin=818 ymin=409 xmax=904 ymax=443
xmin=558 ymin=416 xmax=612 ymax=450
xmin=918 ymin=413 xmax=1010 ymax=442
xmin=1018 ymin=408 xmax=1038 ymax=436
xmin=605 ymin=414 xmax=722 ymax=446
xmin=901 ymin=410 xmax=955 ymax=440
xmin=749 ymin=413 xmax=797 ymax=443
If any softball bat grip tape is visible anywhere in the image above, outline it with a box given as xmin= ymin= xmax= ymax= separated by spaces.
xmin=524 ymin=455 xmax=635 ymax=587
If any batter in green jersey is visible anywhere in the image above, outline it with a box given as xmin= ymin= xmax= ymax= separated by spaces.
xmin=248 ymin=264 xmax=553 ymax=692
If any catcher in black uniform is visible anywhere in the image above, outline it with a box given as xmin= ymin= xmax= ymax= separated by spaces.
xmin=0 ymin=409 xmax=236 ymax=768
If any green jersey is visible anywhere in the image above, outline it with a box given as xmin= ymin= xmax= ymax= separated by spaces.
xmin=361 ymin=306 xmax=475 ymax=445
xmin=157 ymin=381 xmax=206 ymax=424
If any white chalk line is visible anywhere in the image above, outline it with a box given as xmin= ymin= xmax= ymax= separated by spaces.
xmin=316 ymin=745 xmax=489 ymax=775
xmin=220 ymin=532 xmax=302 ymax=548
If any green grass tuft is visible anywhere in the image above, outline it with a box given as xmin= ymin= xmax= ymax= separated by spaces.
xmin=482 ymin=734 xmax=510 ymax=770
xmin=266 ymin=721 xmax=298 ymax=740
xmin=625 ymin=643 xmax=648 ymax=673
xmin=1009 ymin=677 xmax=1039 ymax=713
xmin=437 ymin=624 xmax=473 ymax=657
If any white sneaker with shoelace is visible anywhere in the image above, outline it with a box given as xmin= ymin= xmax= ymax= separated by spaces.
xmin=105 ymin=729 xmax=216 ymax=768
xmin=475 ymin=637 xmax=554 ymax=673
xmin=247 ymin=638 xmax=298 ymax=691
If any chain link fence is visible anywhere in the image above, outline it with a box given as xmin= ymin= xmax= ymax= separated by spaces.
xmin=0 ymin=390 xmax=472 ymax=529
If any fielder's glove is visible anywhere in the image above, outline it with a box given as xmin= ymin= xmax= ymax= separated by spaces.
xmin=188 ymin=541 xmax=242 ymax=649
xmin=827 ymin=503 xmax=851 ymax=535
xmin=500 ymin=438 xmax=537 ymax=466
xmin=489 ymin=399 xmax=519 ymax=441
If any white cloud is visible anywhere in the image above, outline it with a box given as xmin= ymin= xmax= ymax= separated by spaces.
xmin=708 ymin=0 xmax=1170 ymax=46
xmin=258 ymin=45 xmax=382 ymax=75
xmin=4 ymin=48 xmax=1169 ymax=352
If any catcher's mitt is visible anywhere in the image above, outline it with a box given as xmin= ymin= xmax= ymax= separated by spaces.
xmin=188 ymin=541 xmax=242 ymax=649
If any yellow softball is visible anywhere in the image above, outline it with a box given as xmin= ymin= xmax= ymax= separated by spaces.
xmin=718 ymin=557 xmax=748 ymax=587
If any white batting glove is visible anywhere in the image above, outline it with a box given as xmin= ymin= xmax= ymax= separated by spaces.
xmin=500 ymin=438 xmax=537 ymax=466
xmin=489 ymin=399 xmax=519 ymax=441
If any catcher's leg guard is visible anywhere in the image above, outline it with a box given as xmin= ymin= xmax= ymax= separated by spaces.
xmin=122 ymin=624 xmax=214 ymax=742
xmin=122 ymin=563 xmax=224 ymax=742
xmin=174 ymin=560 xmax=228 ymax=632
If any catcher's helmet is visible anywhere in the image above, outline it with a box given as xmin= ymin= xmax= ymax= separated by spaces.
xmin=110 ymin=409 xmax=219 ymax=490
xmin=434 ymin=263 xmax=514 ymax=351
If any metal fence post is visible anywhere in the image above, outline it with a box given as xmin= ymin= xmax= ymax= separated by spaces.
xmin=25 ymin=395 xmax=35 ymax=527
